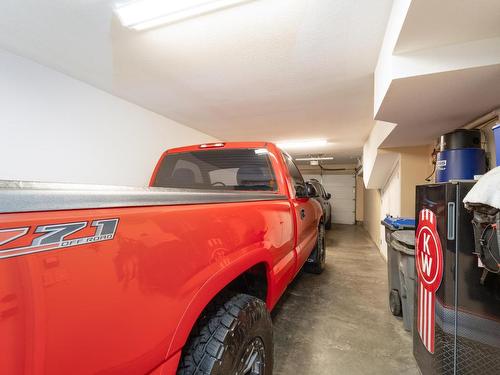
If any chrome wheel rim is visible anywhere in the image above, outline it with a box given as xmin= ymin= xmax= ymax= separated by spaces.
xmin=236 ymin=337 xmax=266 ymax=375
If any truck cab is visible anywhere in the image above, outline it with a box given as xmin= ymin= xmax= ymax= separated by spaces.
xmin=0 ymin=141 xmax=324 ymax=375
xmin=150 ymin=141 xmax=323 ymax=273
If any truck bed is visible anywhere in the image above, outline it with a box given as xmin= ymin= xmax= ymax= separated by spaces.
xmin=0 ymin=180 xmax=287 ymax=213
xmin=0 ymin=180 xmax=295 ymax=374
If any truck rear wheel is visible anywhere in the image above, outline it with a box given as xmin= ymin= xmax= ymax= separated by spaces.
xmin=177 ymin=293 xmax=273 ymax=375
xmin=305 ymin=222 xmax=326 ymax=274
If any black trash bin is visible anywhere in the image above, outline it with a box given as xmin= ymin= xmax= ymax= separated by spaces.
xmin=381 ymin=216 xmax=415 ymax=316
xmin=391 ymin=230 xmax=415 ymax=332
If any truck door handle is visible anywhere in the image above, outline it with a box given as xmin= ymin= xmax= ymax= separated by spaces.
xmin=300 ymin=209 xmax=306 ymax=220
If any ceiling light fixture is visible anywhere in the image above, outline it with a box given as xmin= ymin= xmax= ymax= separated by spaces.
xmin=254 ymin=148 xmax=269 ymax=155
xmin=114 ymin=0 xmax=256 ymax=30
xmin=295 ymin=156 xmax=334 ymax=161
xmin=276 ymin=139 xmax=329 ymax=150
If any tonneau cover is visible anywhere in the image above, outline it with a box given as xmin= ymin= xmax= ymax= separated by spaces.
xmin=0 ymin=180 xmax=287 ymax=213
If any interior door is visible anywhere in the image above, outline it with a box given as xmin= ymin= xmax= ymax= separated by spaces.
xmin=282 ymin=154 xmax=318 ymax=271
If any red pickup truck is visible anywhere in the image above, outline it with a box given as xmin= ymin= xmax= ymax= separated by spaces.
xmin=0 ymin=142 xmax=325 ymax=375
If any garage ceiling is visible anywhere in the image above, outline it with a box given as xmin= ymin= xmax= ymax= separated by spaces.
xmin=395 ymin=0 xmax=500 ymax=54
xmin=376 ymin=0 xmax=500 ymax=148
xmin=379 ymin=64 xmax=500 ymax=148
xmin=0 ymin=0 xmax=392 ymax=161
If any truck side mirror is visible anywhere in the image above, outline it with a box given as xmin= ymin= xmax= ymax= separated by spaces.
xmin=295 ymin=184 xmax=308 ymax=198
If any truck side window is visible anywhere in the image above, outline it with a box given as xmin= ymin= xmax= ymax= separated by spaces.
xmin=153 ymin=148 xmax=277 ymax=192
xmin=321 ymin=185 xmax=327 ymax=199
xmin=282 ymin=153 xmax=306 ymax=195
xmin=315 ymin=182 xmax=327 ymax=198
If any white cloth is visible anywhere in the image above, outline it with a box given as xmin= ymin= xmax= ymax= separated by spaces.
xmin=463 ymin=166 xmax=500 ymax=209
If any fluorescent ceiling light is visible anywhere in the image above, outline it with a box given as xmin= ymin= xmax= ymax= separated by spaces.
xmin=254 ymin=148 xmax=269 ymax=155
xmin=295 ymin=156 xmax=334 ymax=161
xmin=114 ymin=0 xmax=256 ymax=30
xmin=276 ymin=139 xmax=329 ymax=150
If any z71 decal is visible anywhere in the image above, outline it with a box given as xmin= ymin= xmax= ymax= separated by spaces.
xmin=0 ymin=219 xmax=119 ymax=259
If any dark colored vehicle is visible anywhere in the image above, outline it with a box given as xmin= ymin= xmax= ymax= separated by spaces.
xmin=309 ymin=179 xmax=332 ymax=229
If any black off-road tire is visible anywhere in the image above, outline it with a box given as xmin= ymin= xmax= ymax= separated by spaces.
xmin=304 ymin=222 xmax=326 ymax=274
xmin=177 ymin=293 xmax=273 ymax=375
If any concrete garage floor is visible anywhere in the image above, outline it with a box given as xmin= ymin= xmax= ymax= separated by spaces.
xmin=272 ymin=224 xmax=419 ymax=375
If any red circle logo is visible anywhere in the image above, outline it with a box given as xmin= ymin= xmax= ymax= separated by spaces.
xmin=416 ymin=209 xmax=443 ymax=292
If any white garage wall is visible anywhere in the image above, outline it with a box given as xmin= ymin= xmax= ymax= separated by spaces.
xmin=0 ymin=49 xmax=217 ymax=186
xmin=379 ymin=159 xmax=401 ymax=259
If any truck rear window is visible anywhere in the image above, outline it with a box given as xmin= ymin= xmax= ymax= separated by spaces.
xmin=152 ymin=148 xmax=277 ymax=191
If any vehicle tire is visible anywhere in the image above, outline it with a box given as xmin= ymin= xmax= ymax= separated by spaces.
xmin=389 ymin=289 xmax=402 ymax=316
xmin=325 ymin=215 xmax=332 ymax=230
xmin=177 ymin=293 xmax=273 ymax=375
xmin=304 ymin=222 xmax=326 ymax=274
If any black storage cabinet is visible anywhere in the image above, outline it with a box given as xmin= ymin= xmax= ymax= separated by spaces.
xmin=415 ymin=182 xmax=500 ymax=375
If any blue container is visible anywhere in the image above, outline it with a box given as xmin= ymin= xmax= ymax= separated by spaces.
xmin=436 ymin=148 xmax=486 ymax=182
xmin=381 ymin=216 xmax=416 ymax=230
xmin=494 ymin=124 xmax=500 ymax=167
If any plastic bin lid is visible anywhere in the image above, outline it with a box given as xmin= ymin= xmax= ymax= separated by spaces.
xmin=391 ymin=230 xmax=415 ymax=255
xmin=381 ymin=216 xmax=416 ymax=230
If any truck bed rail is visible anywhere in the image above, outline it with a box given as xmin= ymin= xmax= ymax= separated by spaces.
xmin=0 ymin=180 xmax=288 ymax=213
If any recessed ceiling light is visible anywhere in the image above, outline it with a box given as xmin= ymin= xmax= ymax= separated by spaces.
xmin=276 ymin=139 xmax=329 ymax=150
xmin=114 ymin=0 xmax=257 ymax=31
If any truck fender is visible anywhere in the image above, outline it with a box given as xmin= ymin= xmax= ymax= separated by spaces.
xmin=165 ymin=248 xmax=275 ymax=360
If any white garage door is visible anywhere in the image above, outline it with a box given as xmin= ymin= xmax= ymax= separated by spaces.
xmin=303 ymin=174 xmax=356 ymax=225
